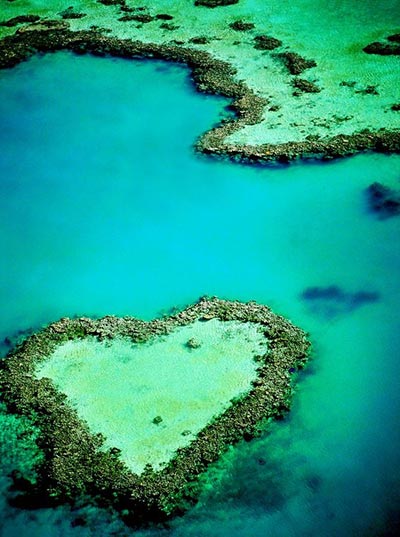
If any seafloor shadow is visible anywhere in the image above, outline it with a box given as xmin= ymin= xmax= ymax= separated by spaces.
xmin=300 ymin=285 xmax=380 ymax=320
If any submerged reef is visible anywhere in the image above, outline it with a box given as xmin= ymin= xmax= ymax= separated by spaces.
xmin=300 ymin=285 xmax=380 ymax=319
xmin=0 ymin=297 xmax=310 ymax=526
xmin=0 ymin=20 xmax=399 ymax=164
xmin=366 ymin=182 xmax=400 ymax=219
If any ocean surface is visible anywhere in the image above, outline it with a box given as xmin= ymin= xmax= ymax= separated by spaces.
xmin=0 ymin=52 xmax=399 ymax=536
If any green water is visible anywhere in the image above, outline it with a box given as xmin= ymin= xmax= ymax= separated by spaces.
xmin=0 ymin=52 xmax=399 ymax=536
xmin=35 ymin=320 xmax=265 ymax=473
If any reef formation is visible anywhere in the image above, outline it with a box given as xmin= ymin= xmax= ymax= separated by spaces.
xmin=0 ymin=297 xmax=310 ymax=526
xmin=0 ymin=0 xmax=399 ymax=166
xmin=0 ymin=19 xmax=399 ymax=164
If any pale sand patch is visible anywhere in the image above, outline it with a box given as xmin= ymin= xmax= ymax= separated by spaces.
xmin=36 ymin=319 xmax=267 ymax=474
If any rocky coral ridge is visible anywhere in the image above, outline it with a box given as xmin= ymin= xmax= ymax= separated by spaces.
xmin=0 ymin=297 xmax=309 ymax=526
xmin=0 ymin=22 xmax=399 ymax=163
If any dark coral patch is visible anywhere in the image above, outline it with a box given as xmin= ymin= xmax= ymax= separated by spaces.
xmin=195 ymin=0 xmax=239 ymax=7
xmin=276 ymin=51 xmax=317 ymax=75
xmin=254 ymin=35 xmax=282 ymax=50
xmin=119 ymin=14 xmax=154 ymax=23
xmin=292 ymin=78 xmax=321 ymax=94
xmin=230 ymin=20 xmax=255 ymax=32
xmin=0 ymin=15 xmax=40 ymax=27
xmin=363 ymin=35 xmax=400 ymax=55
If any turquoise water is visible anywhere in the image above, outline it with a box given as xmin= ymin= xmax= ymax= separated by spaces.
xmin=0 ymin=52 xmax=400 ymax=535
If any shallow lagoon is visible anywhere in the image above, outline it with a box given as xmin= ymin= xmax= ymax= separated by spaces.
xmin=0 ymin=53 xmax=400 ymax=536
xmin=35 ymin=319 xmax=265 ymax=474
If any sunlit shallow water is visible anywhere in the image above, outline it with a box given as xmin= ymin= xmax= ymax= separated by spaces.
xmin=35 ymin=320 xmax=265 ymax=473
xmin=0 ymin=52 xmax=399 ymax=536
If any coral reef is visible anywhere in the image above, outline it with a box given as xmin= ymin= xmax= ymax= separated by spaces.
xmin=0 ymin=297 xmax=310 ymax=525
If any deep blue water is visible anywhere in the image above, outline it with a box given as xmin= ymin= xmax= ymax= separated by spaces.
xmin=0 ymin=52 xmax=400 ymax=536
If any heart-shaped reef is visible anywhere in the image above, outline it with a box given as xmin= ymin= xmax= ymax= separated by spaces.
xmin=0 ymin=297 xmax=310 ymax=526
